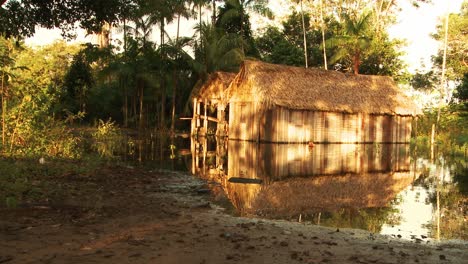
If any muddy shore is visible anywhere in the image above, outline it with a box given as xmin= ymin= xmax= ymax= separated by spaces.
xmin=1 ymin=167 xmax=466 ymax=264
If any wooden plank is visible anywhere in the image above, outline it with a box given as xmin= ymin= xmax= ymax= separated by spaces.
xmin=198 ymin=115 xmax=219 ymax=123
xmin=191 ymin=98 xmax=197 ymax=135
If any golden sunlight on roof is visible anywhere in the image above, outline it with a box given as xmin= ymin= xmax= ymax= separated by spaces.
xmin=227 ymin=60 xmax=422 ymax=116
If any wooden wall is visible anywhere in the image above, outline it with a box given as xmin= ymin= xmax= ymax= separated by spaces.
xmin=229 ymin=103 xmax=413 ymax=143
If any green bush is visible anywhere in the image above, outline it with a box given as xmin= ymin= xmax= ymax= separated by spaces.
xmin=415 ymin=103 xmax=468 ymax=157
xmin=92 ymin=119 xmax=124 ymax=158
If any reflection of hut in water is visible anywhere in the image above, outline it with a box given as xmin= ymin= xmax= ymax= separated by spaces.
xmin=224 ymin=141 xmax=416 ymax=217
xmin=191 ymin=72 xmax=236 ymax=136
xmin=228 ymin=141 xmax=411 ymax=180
xmin=227 ymin=171 xmax=415 ymax=217
xmin=225 ymin=60 xmax=421 ymax=143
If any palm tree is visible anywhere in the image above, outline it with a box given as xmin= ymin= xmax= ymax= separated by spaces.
xmin=118 ymin=13 xmax=159 ymax=128
xmin=159 ymin=36 xmax=194 ymax=134
xmin=136 ymin=0 xmax=178 ymax=129
xmin=191 ymin=0 xmax=211 ymax=26
xmin=193 ymin=22 xmax=244 ymax=77
xmin=124 ymin=15 xmax=158 ymax=51
xmin=191 ymin=0 xmax=211 ymax=51
xmin=172 ymin=0 xmax=194 ymax=42
xmin=326 ymin=11 xmax=372 ymax=74
xmin=217 ymin=0 xmax=273 ymax=53
xmin=190 ymin=22 xmax=244 ymax=109
xmin=169 ymin=1 xmax=194 ymax=133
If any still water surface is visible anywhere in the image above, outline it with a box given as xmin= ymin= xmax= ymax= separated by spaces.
xmin=117 ymin=134 xmax=467 ymax=241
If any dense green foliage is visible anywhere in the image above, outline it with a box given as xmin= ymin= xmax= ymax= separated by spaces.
xmin=0 ymin=0 xmax=136 ymax=38
xmin=415 ymin=103 xmax=468 ymax=157
xmin=255 ymin=11 xmax=338 ymax=67
xmin=455 ymin=73 xmax=468 ymax=101
xmin=254 ymin=3 xmax=406 ymax=77
xmin=0 ymin=40 xmax=82 ymax=158
xmin=433 ymin=1 xmax=468 ymax=82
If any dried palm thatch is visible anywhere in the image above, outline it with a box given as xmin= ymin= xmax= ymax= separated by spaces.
xmin=196 ymin=72 xmax=236 ymax=103
xmin=226 ymin=60 xmax=422 ymax=116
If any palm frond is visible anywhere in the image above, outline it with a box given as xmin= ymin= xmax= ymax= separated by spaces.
xmin=329 ymin=48 xmax=349 ymax=64
xmin=249 ymin=2 xmax=274 ymax=19
xmin=219 ymin=8 xmax=240 ymax=25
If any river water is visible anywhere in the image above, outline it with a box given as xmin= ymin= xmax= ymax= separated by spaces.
xmin=117 ymin=134 xmax=467 ymax=241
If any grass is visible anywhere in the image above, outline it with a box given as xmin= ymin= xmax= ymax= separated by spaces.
xmin=0 ymin=154 xmax=105 ymax=208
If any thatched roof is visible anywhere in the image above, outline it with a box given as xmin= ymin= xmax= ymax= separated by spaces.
xmin=196 ymin=72 xmax=236 ymax=103
xmin=227 ymin=60 xmax=422 ymax=116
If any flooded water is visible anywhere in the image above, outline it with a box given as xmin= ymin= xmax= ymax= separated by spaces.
xmin=103 ymin=131 xmax=193 ymax=171
xmin=112 ymin=133 xmax=467 ymax=241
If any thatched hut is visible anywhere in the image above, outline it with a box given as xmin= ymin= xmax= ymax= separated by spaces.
xmin=191 ymin=72 xmax=236 ymax=136
xmin=226 ymin=60 xmax=421 ymax=143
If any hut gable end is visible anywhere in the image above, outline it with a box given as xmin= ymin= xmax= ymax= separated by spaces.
xmin=197 ymin=72 xmax=236 ymax=103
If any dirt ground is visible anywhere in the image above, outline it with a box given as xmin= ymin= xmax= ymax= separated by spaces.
xmin=1 ymin=166 xmax=467 ymax=264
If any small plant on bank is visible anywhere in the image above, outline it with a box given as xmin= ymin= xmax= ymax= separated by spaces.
xmin=92 ymin=119 xmax=124 ymax=159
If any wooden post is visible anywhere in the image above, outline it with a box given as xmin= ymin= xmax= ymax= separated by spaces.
xmin=195 ymin=141 xmax=200 ymax=175
xmin=191 ymin=138 xmax=197 ymax=174
xmin=202 ymin=137 xmax=207 ymax=175
xmin=196 ymin=101 xmax=201 ymax=128
xmin=216 ymin=103 xmax=225 ymax=137
xmin=203 ymin=99 xmax=208 ymax=134
xmin=191 ymin=98 xmax=197 ymax=136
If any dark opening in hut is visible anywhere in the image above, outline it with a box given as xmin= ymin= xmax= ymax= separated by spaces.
xmin=192 ymin=72 xmax=236 ymax=137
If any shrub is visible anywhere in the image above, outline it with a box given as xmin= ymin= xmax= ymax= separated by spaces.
xmin=92 ymin=119 xmax=124 ymax=158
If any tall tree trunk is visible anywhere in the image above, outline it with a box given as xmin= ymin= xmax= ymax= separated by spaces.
xmin=199 ymin=4 xmax=203 ymax=49
xmin=1 ymin=73 xmax=5 ymax=148
xmin=434 ymin=8 xmax=450 ymax=142
xmin=439 ymin=10 xmax=449 ymax=104
xmin=160 ymin=18 xmax=166 ymax=130
xmin=320 ymin=0 xmax=327 ymax=69
xmin=124 ymin=79 xmax=128 ymax=127
xmin=171 ymin=71 xmax=178 ymax=135
xmin=353 ymin=52 xmax=360 ymax=74
xmin=98 ymin=22 xmax=111 ymax=48
xmin=300 ymin=0 xmax=308 ymax=68
xmin=139 ymin=80 xmax=144 ymax=130
xmin=161 ymin=80 xmax=166 ymax=130
xmin=80 ymin=87 xmax=86 ymax=114
xmin=171 ymin=14 xmax=181 ymax=135
xmin=9 ymin=97 xmax=25 ymax=153
xmin=212 ymin=0 xmax=217 ymax=25
xmin=133 ymin=92 xmax=137 ymax=125
xmin=123 ymin=19 xmax=128 ymax=127
xmin=240 ymin=7 xmax=245 ymax=53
